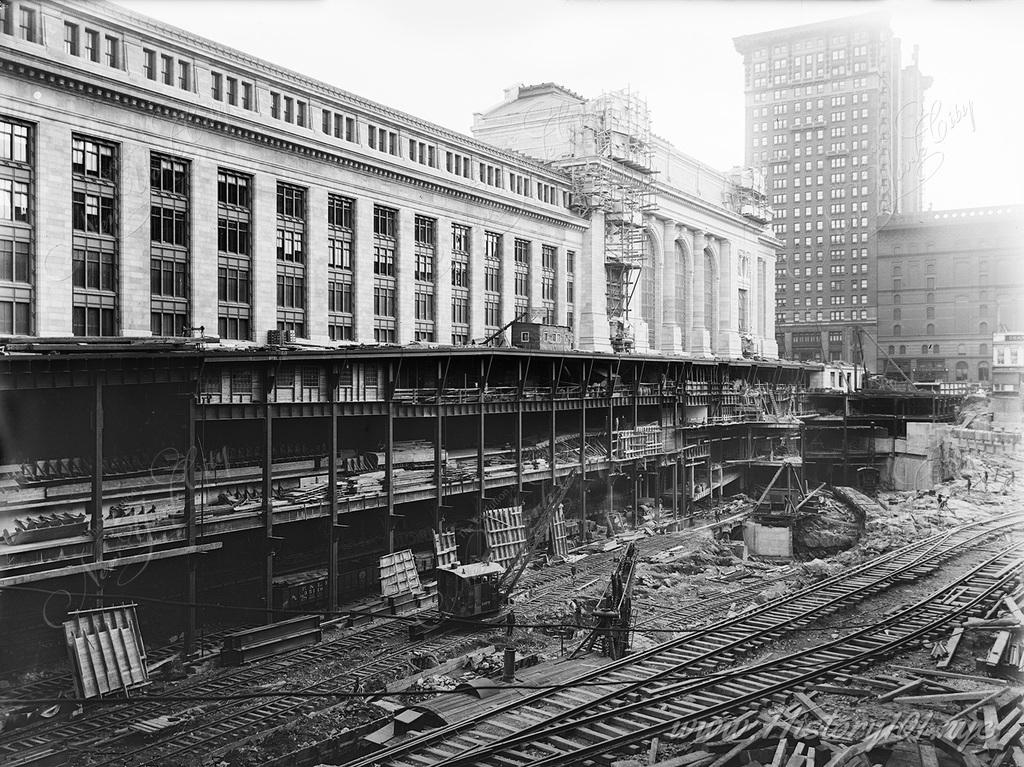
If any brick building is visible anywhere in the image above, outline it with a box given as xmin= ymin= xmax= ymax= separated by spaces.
xmin=876 ymin=206 xmax=1024 ymax=385
xmin=734 ymin=13 xmax=932 ymax=366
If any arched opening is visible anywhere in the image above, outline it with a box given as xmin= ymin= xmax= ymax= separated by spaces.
xmin=979 ymin=321 xmax=989 ymax=334
xmin=893 ymin=324 xmax=902 ymax=337
xmin=704 ymin=247 xmax=718 ymax=353
xmin=639 ymin=232 xmax=656 ymax=349
xmin=979 ymin=343 xmax=988 ymax=357
xmin=926 ymin=323 xmax=935 ymax=336
xmin=899 ymin=345 xmax=906 ymax=355
xmin=955 ymin=361 xmax=969 ymax=381
xmin=893 ymin=308 xmax=901 ymax=321
xmin=675 ymin=239 xmax=691 ymax=348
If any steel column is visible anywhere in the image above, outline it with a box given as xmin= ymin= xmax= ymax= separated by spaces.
xmin=262 ymin=370 xmax=274 ymax=624
xmin=327 ymin=368 xmax=339 ymax=612
xmin=385 ymin=362 xmax=395 ymax=555
xmin=183 ymin=395 xmax=197 ymax=658
xmin=91 ymin=379 xmax=104 ymax=569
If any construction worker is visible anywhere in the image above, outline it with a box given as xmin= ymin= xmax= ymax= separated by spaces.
xmin=966 ymin=475 xmax=972 ymax=494
xmin=984 ymin=470 xmax=989 ymax=492
xmin=937 ymin=492 xmax=949 ymax=510
xmin=505 ymin=609 xmax=516 ymax=637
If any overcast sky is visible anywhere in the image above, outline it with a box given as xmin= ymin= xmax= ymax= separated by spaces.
xmin=116 ymin=0 xmax=1024 ymax=209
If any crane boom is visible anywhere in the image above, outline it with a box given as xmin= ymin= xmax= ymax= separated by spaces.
xmin=499 ymin=467 xmax=579 ymax=596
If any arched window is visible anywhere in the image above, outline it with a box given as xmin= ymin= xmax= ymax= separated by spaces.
xmin=926 ymin=292 xmax=934 ymax=304
xmin=893 ymin=308 xmax=901 ymax=321
xmin=932 ymin=344 xmax=939 ymax=354
xmin=893 ymin=294 xmax=901 ymax=305
xmin=921 ymin=344 xmax=929 ymax=354
xmin=926 ymin=306 xmax=934 ymax=319
xmin=926 ymin=323 xmax=935 ymax=336
xmin=979 ymin=343 xmax=988 ymax=357
xmin=887 ymin=345 xmax=895 ymax=354
xmin=978 ymin=362 xmax=990 ymax=381
xmin=893 ymin=324 xmax=901 ymax=337
xmin=899 ymin=345 xmax=906 ymax=355
xmin=955 ymin=361 xmax=969 ymax=381
xmin=980 ymin=321 xmax=989 ymax=334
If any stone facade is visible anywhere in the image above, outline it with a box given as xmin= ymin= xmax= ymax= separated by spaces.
xmin=0 ymin=1 xmax=587 ymax=347
xmin=472 ymin=83 xmax=779 ymax=358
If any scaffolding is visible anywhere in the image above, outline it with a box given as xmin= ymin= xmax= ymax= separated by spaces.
xmin=566 ymin=88 xmax=658 ymax=350
xmin=724 ymin=166 xmax=772 ymax=226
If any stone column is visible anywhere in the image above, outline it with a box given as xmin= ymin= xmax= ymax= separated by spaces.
xmin=352 ymin=196 xmax=375 ymax=343
xmin=306 ymin=185 xmax=329 ymax=343
xmin=119 ymin=140 xmax=151 ymax=336
xmin=661 ymin=218 xmax=681 ymax=353
xmin=650 ymin=219 xmax=664 ymax=352
xmin=396 ymin=207 xmax=415 ymax=345
xmin=252 ymin=173 xmax=279 ymax=343
xmin=717 ymin=237 xmax=742 ymax=356
xmin=468 ymin=225 xmax=486 ymax=339
xmin=36 ymin=121 xmax=72 ymax=336
xmin=500 ymin=232 xmax=516 ymax=327
xmin=435 ymin=215 xmax=453 ymax=343
xmin=763 ymin=254 xmax=779 ymax=357
xmin=554 ymin=244 xmax=568 ymax=326
xmin=577 ymin=210 xmax=610 ymax=352
xmin=529 ymin=237 xmax=543 ymax=320
xmin=191 ymin=157 xmax=219 ymax=337
xmin=689 ymin=228 xmax=710 ymax=353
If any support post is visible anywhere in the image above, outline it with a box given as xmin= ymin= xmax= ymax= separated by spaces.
xmin=263 ymin=369 xmax=274 ymax=624
xmin=183 ymin=394 xmax=197 ymax=658
xmin=515 ymin=359 xmax=524 ymax=501
xmin=550 ymin=360 xmax=557 ymax=484
xmin=327 ymin=368 xmax=339 ymax=612
xmin=91 ymin=379 xmax=104 ymax=569
xmin=385 ymin=365 xmax=395 ymax=555
xmin=579 ymin=372 xmax=587 ymax=540
xmin=434 ymin=359 xmax=443 ymax=531
xmin=478 ymin=356 xmax=486 ymax=515
xmin=672 ymin=458 xmax=679 ymax=520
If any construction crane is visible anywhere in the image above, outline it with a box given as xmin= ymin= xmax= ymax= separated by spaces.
xmin=435 ymin=468 xmax=580 ymax=622
xmin=571 ymin=541 xmax=638 ymax=659
xmin=853 ymin=325 xmax=918 ymax=392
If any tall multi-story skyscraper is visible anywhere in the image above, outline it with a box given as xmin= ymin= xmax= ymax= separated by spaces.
xmin=735 ymin=13 xmax=932 ymax=366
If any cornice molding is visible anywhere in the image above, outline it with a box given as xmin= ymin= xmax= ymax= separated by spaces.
xmin=2 ymin=57 xmax=588 ymax=233
xmin=52 ymin=0 xmax=565 ymax=181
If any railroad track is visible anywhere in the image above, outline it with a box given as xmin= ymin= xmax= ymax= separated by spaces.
xmin=0 ymin=529 xmax=691 ymax=766
xmin=340 ymin=512 xmax=1023 ymax=767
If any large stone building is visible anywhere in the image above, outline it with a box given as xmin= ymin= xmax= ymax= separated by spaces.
xmin=0 ymin=0 xmax=593 ymax=347
xmin=734 ymin=13 xmax=932 ymax=366
xmin=0 ymin=2 xmax=778 ymax=359
xmin=473 ymin=83 xmax=779 ymax=357
xmin=875 ymin=206 xmax=1024 ymax=385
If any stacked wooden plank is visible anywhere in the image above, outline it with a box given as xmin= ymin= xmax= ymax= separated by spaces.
xmin=63 ymin=604 xmax=149 ymax=699
xmin=379 ymin=549 xmax=422 ymax=597
xmin=549 ymin=503 xmax=569 ymax=558
xmin=483 ymin=505 xmax=526 ymax=569
xmin=434 ymin=529 xmax=459 ymax=569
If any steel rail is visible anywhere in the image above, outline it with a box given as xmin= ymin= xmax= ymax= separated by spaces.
xmin=437 ymin=544 xmax=1022 ymax=767
xmin=340 ymin=513 xmax=1023 ymax=767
